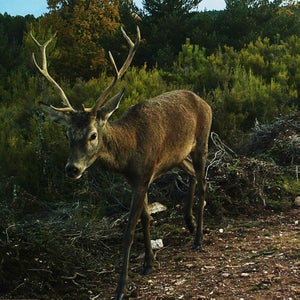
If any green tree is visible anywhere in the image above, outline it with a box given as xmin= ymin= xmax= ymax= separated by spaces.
xmin=0 ymin=14 xmax=35 ymax=76
xmin=216 ymin=0 xmax=300 ymax=49
xmin=169 ymin=36 xmax=298 ymax=143
xmin=38 ymin=0 xmax=121 ymax=81
xmin=143 ymin=0 xmax=201 ymax=16
xmin=140 ymin=0 xmax=202 ymax=67
xmin=186 ymin=10 xmax=222 ymax=54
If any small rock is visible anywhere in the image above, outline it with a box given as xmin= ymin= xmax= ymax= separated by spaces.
xmin=151 ymin=239 xmax=163 ymax=250
xmin=294 ymin=196 xmax=300 ymax=207
xmin=148 ymin=202 xmax=167 ymax=214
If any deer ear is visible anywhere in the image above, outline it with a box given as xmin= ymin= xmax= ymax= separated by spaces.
xmin=39 ymin=102 xmax=71 ymax=126
xmin=97 ymin=89 xmax=125 ymax=123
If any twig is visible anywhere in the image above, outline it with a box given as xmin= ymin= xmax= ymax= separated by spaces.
xmin=72 ymin=279 xmax=80 ymax=286
xmin=5 ymin=224 xmax=16 ymax=243
xmin=90 ymin=293 xmax=102 ymax=300
xmin=65 ymin=231 xmax=83 ymax=245
xmin=153 ymin=245 xmax=167 ymax=261
xmin=98 ymin=239 xmax=111 ymax=250
xmin=206 ymin=132 xmax=237 ymax=179
xmin=88 ymin=268 xmax=115 ymax=275
xmin=174 ymin=177 xmax=188 ymax=193
xmin=253 ymin=165 xmax=267 ymax=207
xmin=61 ymin=272 xmax=86 ymax=280
xmin=11 ymin=281 xmax=25 ymax=294
xmin=28 ymin=268 xmax=53 ymax=274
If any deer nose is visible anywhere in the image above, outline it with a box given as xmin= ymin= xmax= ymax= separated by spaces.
xmin=65 ymin=164 xmax=81 ymax=179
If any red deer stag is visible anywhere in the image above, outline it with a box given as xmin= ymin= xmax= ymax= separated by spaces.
xmin=31 ymin=27 xmax=212 ymax=299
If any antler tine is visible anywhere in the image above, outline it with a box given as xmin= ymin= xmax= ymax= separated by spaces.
xmin=117 ymin=26 xmax=141 ymax=78
xmin=90 ymin=26 xmax=141 ymax=114
xmin=120 ymin=27 xmax=134 ymax=47
xmin=31 ymin=32 xmax=75 ymax=112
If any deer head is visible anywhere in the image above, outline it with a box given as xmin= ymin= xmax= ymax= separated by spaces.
xmin=31 ymin=27 xmax=140 ymax=179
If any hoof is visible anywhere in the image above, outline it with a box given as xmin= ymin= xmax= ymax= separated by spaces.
xmin=142 ymin=266 xmax=153 ymax=275
xmin=113 ymin=293 xmax=124 ymax=300
xmin=193 ymin=244 xmax=205 ymax=252
xmin=184 ymin=216 xmax=196 ymax=234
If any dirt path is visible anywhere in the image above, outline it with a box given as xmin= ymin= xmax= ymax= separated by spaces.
xmin=2 ymin=208 xmax=299 ymax=299
xmin=96 ymin=209 xmax=299 ymax=299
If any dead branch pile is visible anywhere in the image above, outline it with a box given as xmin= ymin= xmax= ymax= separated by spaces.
xmin=243 ymin=112 xmax=300 ymax=165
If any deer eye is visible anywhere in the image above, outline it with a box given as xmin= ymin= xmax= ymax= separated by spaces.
xmin=90 ymin=132 xmax=97 ymax=141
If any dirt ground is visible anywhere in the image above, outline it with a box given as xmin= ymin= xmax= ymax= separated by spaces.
xmin=4 ymin=208 xmax=300 ymax=300
xmin=1 ymin=207 xmax=299 ymax=300
xmin=0 ymin=202 xmax=300 ymax=300
xmin=85 ymin=208 xmax=299 ymax=300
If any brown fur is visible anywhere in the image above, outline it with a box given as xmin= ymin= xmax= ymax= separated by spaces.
xmin=62 ymin=89 xmax=212 ymax=299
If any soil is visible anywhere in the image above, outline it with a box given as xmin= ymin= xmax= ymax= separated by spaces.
xmin=1 ymin=207 xmax=299 ymax=300
xmin=95 ymin=208 xmax=300 ymax=300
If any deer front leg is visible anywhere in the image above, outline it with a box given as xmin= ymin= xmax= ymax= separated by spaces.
xmin=114 ymin=186 xmax=147 ymax=300
xmin=140 ymin=193 xmax=155 ymax=275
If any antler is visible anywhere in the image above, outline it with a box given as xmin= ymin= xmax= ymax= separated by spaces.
xmin=31 ymin=27 xmax=140 ymax=114
xmin=31 ymin=32 xmax=75 ymax=112
xmin=89 ymin=26 xmax=141 ymax=114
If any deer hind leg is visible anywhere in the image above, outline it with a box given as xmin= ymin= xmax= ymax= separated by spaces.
xmin=191 ymin=144 xmax=208 ymax=250
xmin=141 ymin=193 xmax=155 ymax=275
xmin=180 ymin=157 xmax=197 ymax=233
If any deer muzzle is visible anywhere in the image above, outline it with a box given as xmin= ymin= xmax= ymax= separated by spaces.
xmin=65 ymin=163 xmax=83 ymax=179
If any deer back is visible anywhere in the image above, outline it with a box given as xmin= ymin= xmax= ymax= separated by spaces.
xmin=102 ymin=89 xmax=212 ymax=183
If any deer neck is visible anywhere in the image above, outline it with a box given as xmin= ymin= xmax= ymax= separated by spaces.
xmin=97 ymin=121 xmax=135 ymax=173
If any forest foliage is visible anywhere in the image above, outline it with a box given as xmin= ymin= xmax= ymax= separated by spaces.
xmin=0 ymin=0 xmax=299 ymax=225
